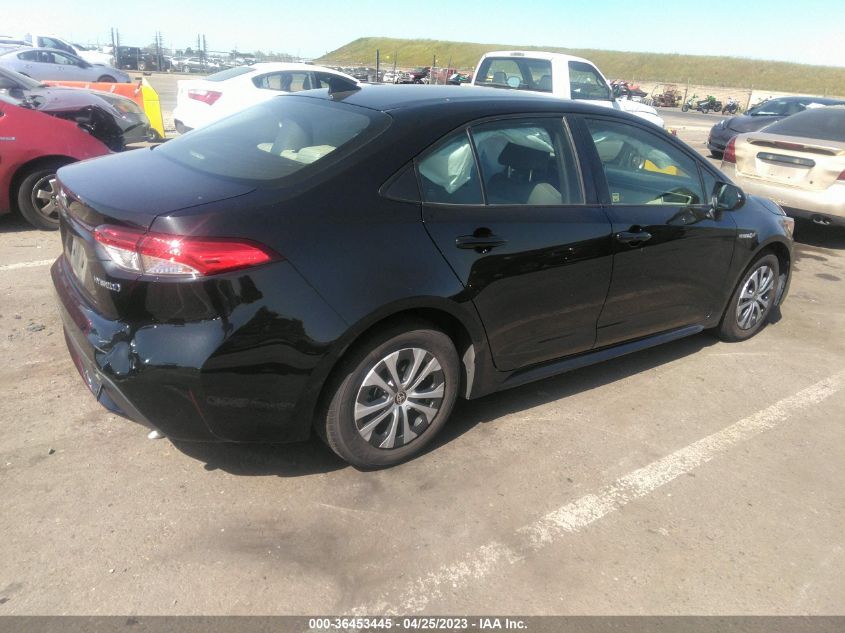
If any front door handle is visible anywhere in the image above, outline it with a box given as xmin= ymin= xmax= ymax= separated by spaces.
xmin=455 ymin=234 xmax=507 ymax=252
xmin=616 ymin=230 xmax=652 ymax=246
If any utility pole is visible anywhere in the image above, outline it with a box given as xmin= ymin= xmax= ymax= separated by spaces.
xmin=202 ymin=34 xmax=207 ymax=70
xmin=376 ymin=49 xmax=380 ymax=83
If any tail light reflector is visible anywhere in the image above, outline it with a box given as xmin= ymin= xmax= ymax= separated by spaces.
xmin=187 ymin=89 xmax=222 ymax=105
xmin=94 ymin=225 xmax=279 ymax=277
xmin=723 ymin=137 xmax=737 ymax=164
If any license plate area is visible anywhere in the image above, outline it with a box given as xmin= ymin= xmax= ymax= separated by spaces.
xmin=68 ymin=235 xmax=89 ymax=284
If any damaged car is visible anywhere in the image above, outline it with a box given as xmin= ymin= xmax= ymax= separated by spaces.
xmin=1 ymin=67 xmax=152 ymax=229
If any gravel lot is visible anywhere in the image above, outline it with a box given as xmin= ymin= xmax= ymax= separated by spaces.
xmin=0 ymin=79 xmax=843 ymax=615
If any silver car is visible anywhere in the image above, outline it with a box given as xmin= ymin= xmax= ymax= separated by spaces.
xmin=0 ymin=47 xmax=130 ymax=83
xmin=721 ymin=106 xmax=845 ymax=229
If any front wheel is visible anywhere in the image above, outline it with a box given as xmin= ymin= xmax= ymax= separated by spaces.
xmin=97 ymin=75 xmax=116 ymax=82
xmin=681 ymin=103 xmax=689 ymax=112
xmin=716 ymin=254 xmax=780 ymax=342
xmin=318 ymin=322 xmax=459 ymax=468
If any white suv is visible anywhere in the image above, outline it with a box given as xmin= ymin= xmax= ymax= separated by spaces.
xmin=470 ymin=51 xmax=664 ymax=128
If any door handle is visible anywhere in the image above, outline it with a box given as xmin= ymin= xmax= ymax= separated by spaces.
xmin=615 ymin=230 xmax=652 ymax=245
xmin=455 ymin=234 xmax=507 ymax=252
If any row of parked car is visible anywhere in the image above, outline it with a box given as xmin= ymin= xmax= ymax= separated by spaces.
xmin=0 ymin=66 xmax=154 ymax=229
xmin=3 ymin=36 xmax=837 ymax=466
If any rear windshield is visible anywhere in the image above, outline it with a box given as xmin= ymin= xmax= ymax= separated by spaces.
xmin=763 ymin=107 xmax=845 ymax=143
xmin=205 ymin=66 xmax=255 ymax=82
xmin=155 ymin=96 xmax=390 ymax=182
xmin=475 ymin=57 xmax=553 ymax=93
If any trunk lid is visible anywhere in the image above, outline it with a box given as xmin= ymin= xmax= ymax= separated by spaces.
xmin=734 ymin=132 xmax=845 ymax=191
xmin=56 ymin=148 xmax=255 ymax=317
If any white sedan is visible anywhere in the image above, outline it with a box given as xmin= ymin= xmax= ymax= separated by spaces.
xmin=172 ymin=62 xmax=358 ymax=132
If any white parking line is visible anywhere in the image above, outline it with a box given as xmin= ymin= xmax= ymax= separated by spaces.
xmin=0 ymin=259 xmax=55 ymax=272
xmin=351 ymin=370 xmax=845 ymax=615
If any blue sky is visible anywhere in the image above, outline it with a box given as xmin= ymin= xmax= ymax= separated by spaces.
xmin=4 ymin=0 xmax=843 ymax=67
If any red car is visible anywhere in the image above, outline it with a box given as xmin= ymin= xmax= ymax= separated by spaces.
xmin=0 ymin=94 xmax=111 ymax=229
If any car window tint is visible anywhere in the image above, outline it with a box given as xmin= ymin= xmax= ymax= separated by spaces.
xmin=568 ymin=61 xmax=611 ymax=101
xmin=586 ymin=118 xmax=705 ymax=206
xmin=53 ymin=53 xmax=76 ymax=65
xmin=155 ymin=97 xmax=389 ymax=182
xmin=417 ymin=132 xmax=483 ymax=204
xmin=17 ymin=50 xmax=37 ymax=61
xmin=253 ymin=72 xmax=312 ymax=92
xmin=475 ymin=57 xmax=552 ymax=92
xmin=470 ymin=118 xmax=583 ymax=205
xmin=253 ymin=72 xmax=285 ymax=90
xmin=286 ymin=72 xmax=312 ymax=91
xmin=314 ymin=72 xmax=341 ymax=88
xmin=763 ymin=106 xmax=845 ymax=142
xmin=752 ymin=99 xmax=788 ymax=116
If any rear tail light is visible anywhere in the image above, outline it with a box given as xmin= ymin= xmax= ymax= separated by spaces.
xmin=838 ymin=170 xmax=845 ymax=181
xmin=187 ymin=89 xmax=222 ymax=105
xmin=723 ymin=137 xmax=737 ymax=164
xmin=94 ymin=225 xmax=279 ymax=277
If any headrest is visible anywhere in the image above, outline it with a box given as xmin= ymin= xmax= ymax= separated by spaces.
xmin=498 ymin=142 xmax=549 ymax=171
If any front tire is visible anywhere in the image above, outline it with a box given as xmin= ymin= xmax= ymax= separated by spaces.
xmin=318 ymin=322 xmax=460 ymax=468
xmin=16 ymin=161 xmax=71 ymax=230
xmin=97 ymin=75 xmax=116 ymax=82
xmin=716 ymin=254 xmax=780 ymax=342
xmin=681 ymin=103 xmax=689 ymax=112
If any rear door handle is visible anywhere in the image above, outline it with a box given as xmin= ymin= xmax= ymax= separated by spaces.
xmin=615 ymin=230 xmax=652 ymax=245
xmin=455 ymin=234 xmax=507 ymax=251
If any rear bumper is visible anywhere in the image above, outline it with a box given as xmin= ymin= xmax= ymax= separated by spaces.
xmin=722 ymin=164 xmax=845 ymax=225
xmin=52 ymin=255 xmax=339 ymax=443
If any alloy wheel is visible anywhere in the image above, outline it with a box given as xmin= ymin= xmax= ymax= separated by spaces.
xmin=30 ymin=175 xmax=60 ymax=222
xmin=354 ymin=347 xmax=445 ymax=450
xmin=736 ymin=264 xmax=775 ymax=330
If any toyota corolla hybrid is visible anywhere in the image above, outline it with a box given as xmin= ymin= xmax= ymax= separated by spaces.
xmin=52 ymin=84 xmax=793 ymax=468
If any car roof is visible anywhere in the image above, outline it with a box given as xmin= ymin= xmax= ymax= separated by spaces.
xmin=296 ymin=84 xmax=628 ymax=119
xmin=0 ymin=46 xmax=75 ymax=56
xmin=758 ymin=95 xmax=845 ymax=105
xmin=480 ymin=50 xmax=597 ymax=66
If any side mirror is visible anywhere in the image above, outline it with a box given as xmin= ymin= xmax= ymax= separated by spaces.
xmin=712 ymin=182 xmax=745 ymax=213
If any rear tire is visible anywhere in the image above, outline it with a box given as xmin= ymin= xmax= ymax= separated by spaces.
xmin=716 ymin=254 xmax=780 ymax=342
xmin=16 ymin=161 xmax=71 ymax=230
xmin=97 ymin=75 xmax=116 ymax=82
xmin=318 ymin=321 xmax=460 ymax=468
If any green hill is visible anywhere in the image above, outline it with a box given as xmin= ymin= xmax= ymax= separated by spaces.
xmin=317 ymin=37 xmax=845 ymax=95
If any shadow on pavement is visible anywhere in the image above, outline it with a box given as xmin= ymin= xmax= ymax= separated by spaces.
xmin=793 ymin=220 xmax=845 ymax=250
xmin=172 ymin=332 xmax=720 ymax=477
xmin=0 ymin=213 xmax=36 ymax=234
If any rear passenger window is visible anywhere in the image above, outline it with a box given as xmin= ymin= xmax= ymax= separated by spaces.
xmin=470 ymin=118 xmax=583 ymax=205
xmin=417 ymin=132 xmax=483 ymax=205
xmin=586 ymin=118 xmax=704 ymax=206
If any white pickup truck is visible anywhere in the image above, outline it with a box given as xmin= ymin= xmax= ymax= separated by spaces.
xmin=469 ymin=50 xmax=664 ymax=128
xmin=23 ymin=33 xmax=115 ymax=67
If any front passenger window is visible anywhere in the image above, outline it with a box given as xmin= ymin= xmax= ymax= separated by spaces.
xmin=585 ymin=118 xmax=704 ymax=206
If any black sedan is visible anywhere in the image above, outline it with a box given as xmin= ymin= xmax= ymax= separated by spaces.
xmin=52 ymin=84 xmax=794 ymax=468
xmin=708 ymin=95 xmax=845 ymax=158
